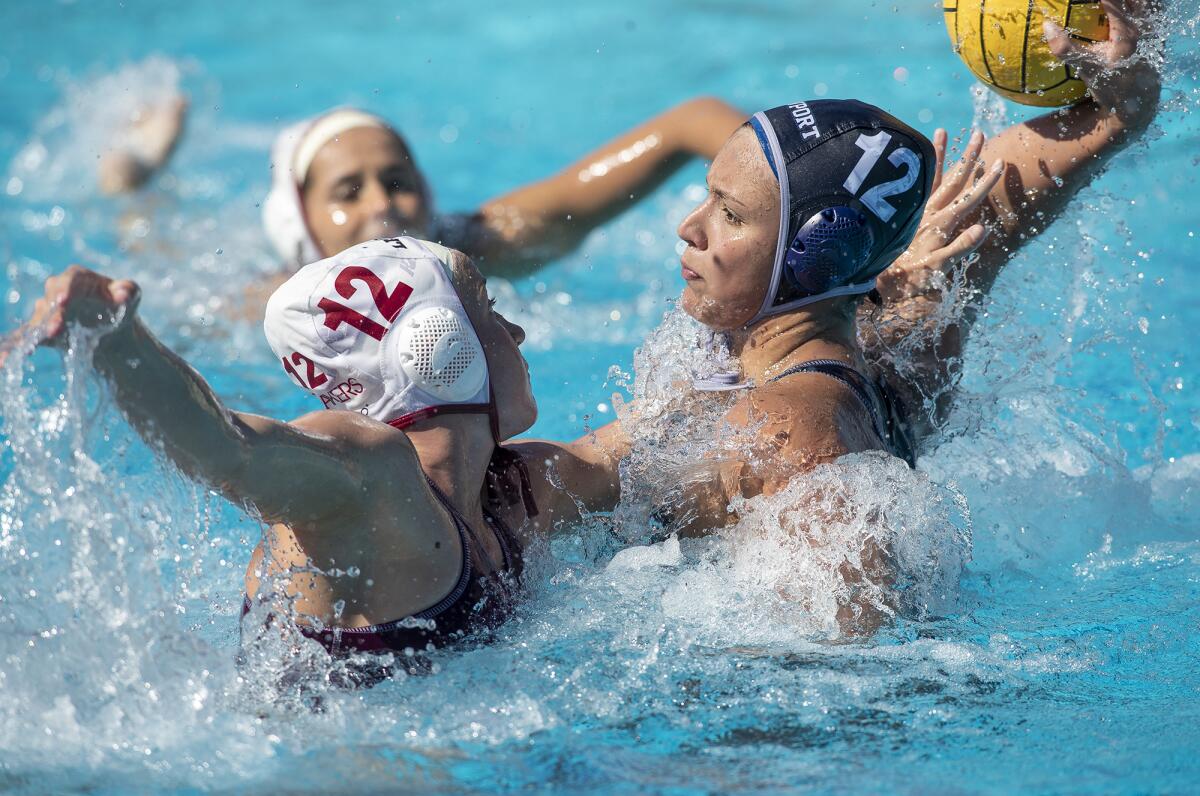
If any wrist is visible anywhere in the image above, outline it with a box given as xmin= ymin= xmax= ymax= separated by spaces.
xmin=94 ymin=317 xmax=143 ymax=358
xmin=1094 ymin=65 xmax=1162 ymax=133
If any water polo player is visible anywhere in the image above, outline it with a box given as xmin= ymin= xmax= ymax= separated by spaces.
xmin=509 ymin=0 xmax=1162 ymax=628
xmin=260 ymin=98 xmax=748 ymax=278
xmin=13 ymin=0 xmax=1161 ymax=656
xmin=14 ymin=238 xmax=551 ymax=683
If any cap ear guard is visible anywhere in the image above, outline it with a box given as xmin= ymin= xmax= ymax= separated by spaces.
xmin=782 ymin=205 xmax=875 ymax=299
xmin=390 ymin=305 xmax=487 ymax=403
xmin=263 ymin=119 xmax=322 ymax=268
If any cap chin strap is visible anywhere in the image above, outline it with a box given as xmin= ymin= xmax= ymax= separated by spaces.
xmin=385 ymin=384 xmax=501 ymax=444
xmin=745 ymin=278 xmax=878 ymax=327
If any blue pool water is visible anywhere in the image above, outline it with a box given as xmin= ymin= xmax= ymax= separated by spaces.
xmin=2 ymin=1 xmax=1199 ymax=792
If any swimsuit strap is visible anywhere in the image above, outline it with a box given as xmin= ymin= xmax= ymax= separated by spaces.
xmin=768 ymin=359 xmax=890 ymax=451
xmin=482 ymin=507 xmax=518 ymax=574
xmin=486 ymin=446 xmax=540 ymax=518
xmin=426 ymin=474 xmax=518 ymax=578
xmin=413 ymin=476 xmax=476 ymax=620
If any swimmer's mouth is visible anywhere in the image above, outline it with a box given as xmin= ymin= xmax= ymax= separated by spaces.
xmin=680 ymin=259 xmax=702 ymax=281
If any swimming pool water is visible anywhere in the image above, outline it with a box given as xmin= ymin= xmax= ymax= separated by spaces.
xmin=2 ymin=1 xmax=1199 ymax=793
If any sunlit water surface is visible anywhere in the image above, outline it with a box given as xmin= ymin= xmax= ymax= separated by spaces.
xmin=1 ymin=1 xmax=1199 ymax=793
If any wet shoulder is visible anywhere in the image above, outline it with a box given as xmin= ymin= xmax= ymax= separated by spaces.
xmin=287 ymin=410 xmax=450 ymax=528
xmin=734 ymin=374 xmax=882 ymax=465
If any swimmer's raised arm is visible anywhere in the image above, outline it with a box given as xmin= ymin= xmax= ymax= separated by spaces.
xmin=16 ymin=266 xmax=407 ymax=529
xmin=863 ymin=0 xmax=1162 ymax=428
xmin=960 ymin=0 xmax=1161 ymax=296
xmin=98 ymin=96 xmax=189 ymax=195
xmin=473 ymin=97 xmax=746 ymax=277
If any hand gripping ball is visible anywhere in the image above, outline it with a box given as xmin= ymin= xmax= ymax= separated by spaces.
xmin=945 ymin=0 xmax=1109 ymax=107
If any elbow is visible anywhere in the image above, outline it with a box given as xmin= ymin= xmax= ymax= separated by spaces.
xmin=681 ymin=95 xmax=740 ymax=117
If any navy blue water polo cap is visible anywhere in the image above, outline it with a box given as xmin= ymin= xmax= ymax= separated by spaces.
xmin=746 ymin=99 xmax=936 ymax=325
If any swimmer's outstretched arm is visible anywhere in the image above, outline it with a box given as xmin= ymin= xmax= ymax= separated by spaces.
xmin=954 ymin=0 xmax=1160 ymax=298
xmin=471 ymin=97 xmax=746 ymax=277
xmin=867 ymin=0 xmax=1162 ymax=424
xmin=507 ymin=419 xmax=632 ymax=526
xmin=13 ymin=266 xmax=418 ymax=529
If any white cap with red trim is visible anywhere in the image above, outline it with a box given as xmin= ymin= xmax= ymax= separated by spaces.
xmin=263 ymin=236 xmax=491 ymax=429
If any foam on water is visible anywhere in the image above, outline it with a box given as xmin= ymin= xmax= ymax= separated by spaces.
xmin=1 ymin=3 xmax=1200 ymax=791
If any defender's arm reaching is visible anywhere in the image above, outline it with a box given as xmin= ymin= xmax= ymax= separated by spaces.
xmin=12 ymin=267 xmax=405 ymax=529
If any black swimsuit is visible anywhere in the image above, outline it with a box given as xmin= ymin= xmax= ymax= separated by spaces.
xmin=295 ymin=477 xmax=523 ymax=657
xmin=241 ymin=450 xmax=532 ymax=676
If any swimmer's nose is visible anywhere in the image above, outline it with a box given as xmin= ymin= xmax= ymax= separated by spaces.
xmin=677 ymin=203 xmax=707 ymax=250
xmin=391 ymin=192 xmax=425 ymax=225
xmin=502 ymin=316 xmax=525 ymax=345
xmin=360 ymin=179 xmax=392 ymax=216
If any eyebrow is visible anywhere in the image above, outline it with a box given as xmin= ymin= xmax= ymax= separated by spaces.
xmin=711 ymin=184 xmax=750 ymax=212
xmin=332 ymin=171 xmax=363 ymax=187
xmin=313 ymin=171 xmax=363 ymax=194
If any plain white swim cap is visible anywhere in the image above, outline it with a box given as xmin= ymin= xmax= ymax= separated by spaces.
xmin=261 ymin=108 xmax=391 ymax=268
xmin=263 ymin=236 xmax=492 ymax=430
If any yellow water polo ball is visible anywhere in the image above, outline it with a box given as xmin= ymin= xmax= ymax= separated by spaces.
xmin=944 ymin=1 xmax=1109 ymax=107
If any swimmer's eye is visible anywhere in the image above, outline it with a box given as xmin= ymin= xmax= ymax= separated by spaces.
xmin=722 ymin=205 xmax=743 ymax=225
xmin=332 ymin=181 xmax=362 ymax=202
xmin=488 ymin=297 xmax=498 ymax=311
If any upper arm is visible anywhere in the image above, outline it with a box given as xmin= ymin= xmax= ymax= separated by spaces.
xmin=223 ymin=410 xmax=412 ymax=528
xmin=509 ymin=418 xmax=630 ymax=528
xmin=738 ymin=379 xmax=865 ymax=495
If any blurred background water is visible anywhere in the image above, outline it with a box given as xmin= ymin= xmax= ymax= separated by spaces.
xmin=1 ymin=1 xmax=1198 ymax=793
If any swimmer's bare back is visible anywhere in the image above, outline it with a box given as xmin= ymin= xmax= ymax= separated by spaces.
xmin=10 ymin=266 xmax=495 ymax=631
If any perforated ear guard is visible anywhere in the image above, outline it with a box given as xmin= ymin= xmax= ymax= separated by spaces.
xmin=783 ymin=205 xmax=875 ymax=297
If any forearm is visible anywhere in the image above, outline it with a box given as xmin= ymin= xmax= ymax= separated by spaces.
xmin=971 ymin=69 xmax=1160 ymax=293
xmin=478 ymin=97 xmax=745 ymax=273
xmin=93 ymin=320 xmax=250 ymax=487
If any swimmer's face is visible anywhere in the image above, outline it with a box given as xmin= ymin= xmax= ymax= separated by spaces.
xmin=676 ymin=126 xmax=779 ymax=330
xmin=451 ymin=255 xmax=537 ymax=440
xmin=302 ymin=127 xmax=432 ymax=258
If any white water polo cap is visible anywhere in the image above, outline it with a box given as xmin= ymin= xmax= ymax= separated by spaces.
xmin=264 ymin=236 xmax=492 ymax=430
xmin=261 ymin=108 xmax=392 ymax=267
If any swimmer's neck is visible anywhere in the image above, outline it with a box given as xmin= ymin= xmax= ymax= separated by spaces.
xmin=731 ymin=302 xmax=859 ymax=383
xmin=403 ymin=415 xmax=495 ymax=529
